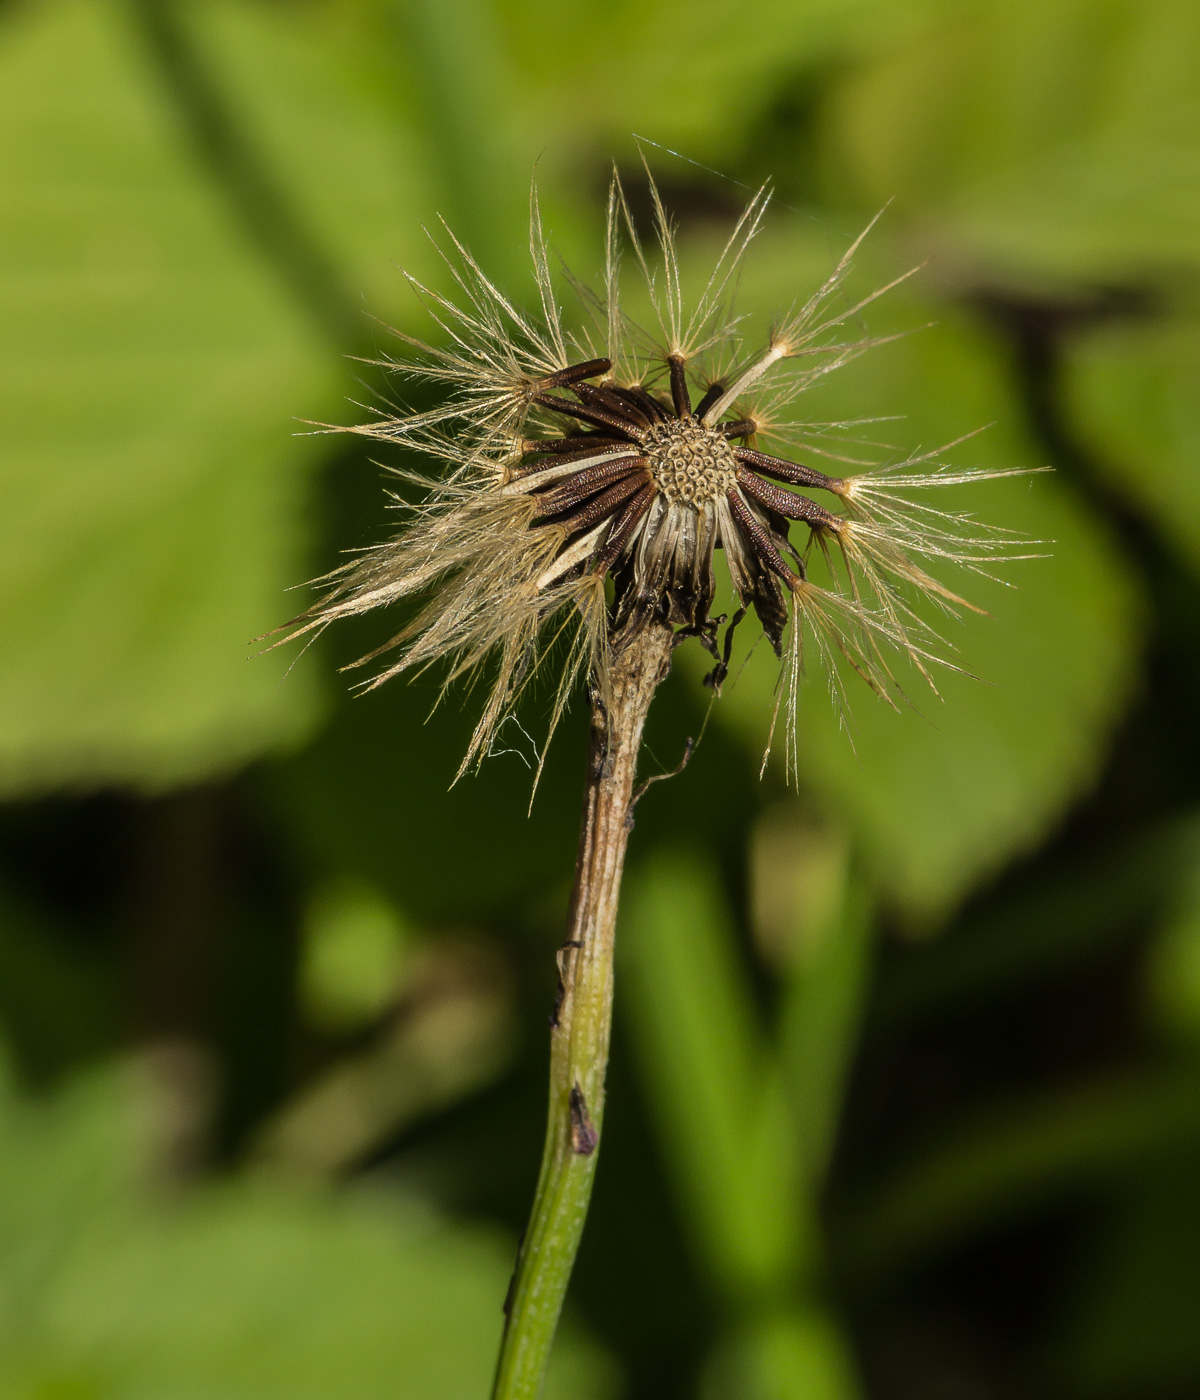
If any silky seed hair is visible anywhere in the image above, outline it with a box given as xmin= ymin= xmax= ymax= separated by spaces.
xmin=284 ymin=171 xmax=1036 ymax=781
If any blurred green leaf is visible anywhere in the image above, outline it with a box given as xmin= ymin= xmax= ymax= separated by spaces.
xmin=184 ymin=0 xmax=460 ymax=306
xmin=299 ymin=877 xmax=414 ymax=1032
xmin=0 ymin=0 xmax=320 ymax=794
xmin=621 ymin=851 xmax=798 ymax=1301
xmin=839 ymin=1068 xmax=1200 ymax=1280
xmin=262 ymin=933 xmax=517 ymax=1180
xmin=876 ymin=813 xmax=1200 ymax=1022
xmin=0 ymin=1055 xmax=612 ymax=1400
xmin=269 ymin=658 xmax=591 ymax=921
xmin=747 ymin=805 xmax=872 ymax=1200
xmin=1061 ymin=1156 xmax=1200 ymax=1396
xmin=0 ymin=886 xmax=114 ymax=1084
xmin=377 ymin=0 xmax=529 ymax=278
xmin=702 ymin=1311 xmax=861 ymax=1400
xmin=826 ymin=0 xmax=1200 ymax=287
xmin=622 ymin=850 xmax=864 ymax=1398
xmin=0 ymin=0 xmax=445 ymax=797
xmin=777 ymin=879 xmax=872 ymax=1198
xmin=493 ymin=0 xmax=927 ymax=171
xmin=694 ymin=222 xmax=1141 ymax=918
xmin=1145 ymin=821 xmax=1200 ymax=1041
xmin=1065 ymin=314 xmax=1200 ymax=573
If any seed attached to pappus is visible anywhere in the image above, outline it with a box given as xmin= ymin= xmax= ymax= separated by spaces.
xmin=281 ymin=170 xmax=1034 ymax=780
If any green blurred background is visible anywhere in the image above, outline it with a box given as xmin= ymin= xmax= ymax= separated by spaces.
xmin=2 ymin=0 xmax=1200 ymax=1395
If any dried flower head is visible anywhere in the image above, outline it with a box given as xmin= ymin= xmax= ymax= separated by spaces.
xmin=286 ymin=172 xmax=1030 ymax=779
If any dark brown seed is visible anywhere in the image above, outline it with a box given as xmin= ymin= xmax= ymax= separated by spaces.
xmin=533 ymin=391 xmax=645 ymax=440
xmin=735 ymin=465 xmax=843 ymax=530
xmin=717 ymin=419 xmax=758 ymax=439
xmin=573 ymin=381 xmax=651 ymax=428
xmin=734 ymin=445 xmax=846 ymax=493
xmin=726 ymin=488 xmax=797 ymax=582
xmin=592 ymin=481 xmax=657 ymax=573
xmin=693 ymin=383 xmax=725 ymax=419
xmin=537 ymin=358 xmax=612 ymax=390
xmin=532 ymin=457 xmax=647 ymax=515
xmin=521 ymin=434 xmax=621 ymax=457
xmin=668 ymin=355 xmax=691 ymax=417
xmin=553 ymin=470 xmax=652 ymax=538
xmin=609 ymin=385 xmax=672 ymax=422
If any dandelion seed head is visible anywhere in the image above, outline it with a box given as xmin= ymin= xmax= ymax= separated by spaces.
xmin=279 ymin=168 xmax=1039 ymax=782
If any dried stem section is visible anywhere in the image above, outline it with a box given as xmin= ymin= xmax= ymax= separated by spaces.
xmin=491 ymin=621 xmax=675 ymax=1400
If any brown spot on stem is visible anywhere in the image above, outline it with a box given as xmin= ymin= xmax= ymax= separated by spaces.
xmin=569 ymin=1083 xmax=598 ymax=1155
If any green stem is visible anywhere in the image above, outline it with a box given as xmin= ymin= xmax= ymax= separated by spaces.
xmin=491 ymin=622 xmax=675 ymax=1400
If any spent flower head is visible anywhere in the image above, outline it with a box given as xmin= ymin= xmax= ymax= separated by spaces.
xmin=286 ymin=171 xmax=1033 ymax=779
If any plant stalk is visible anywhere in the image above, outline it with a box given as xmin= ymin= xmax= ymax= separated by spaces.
xmin=491 ymin=621 xmax=676 ymax=1400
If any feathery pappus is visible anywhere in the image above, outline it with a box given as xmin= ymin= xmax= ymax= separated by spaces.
xmin=286 ymin=172 xmax=1033 ymax=779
